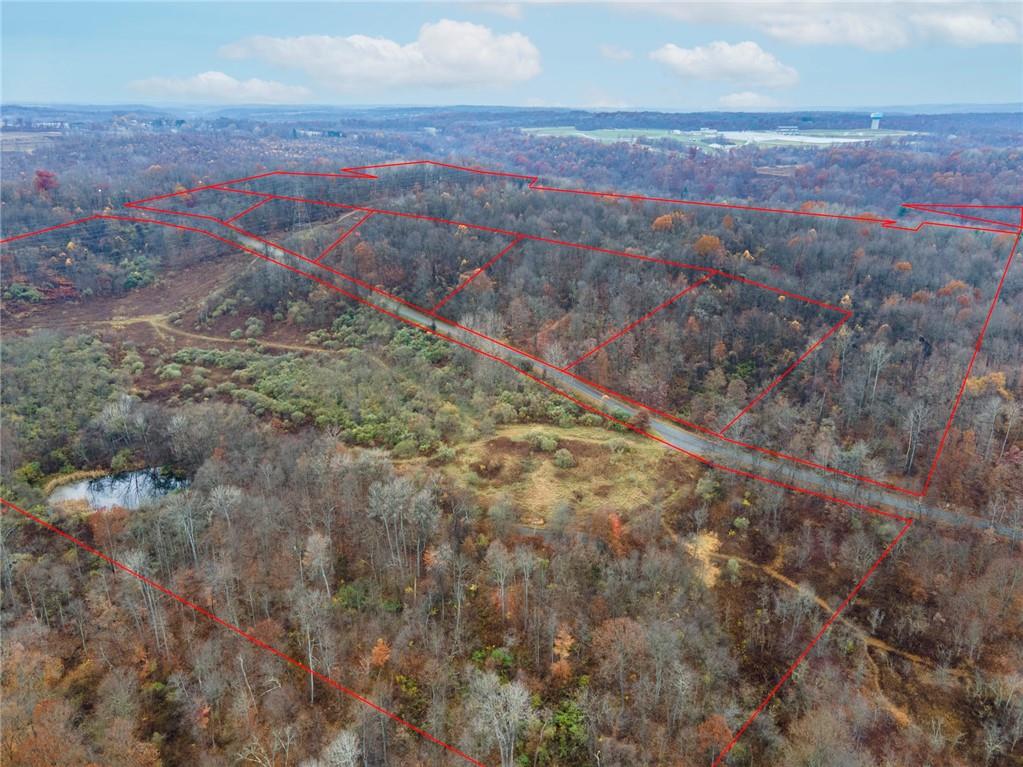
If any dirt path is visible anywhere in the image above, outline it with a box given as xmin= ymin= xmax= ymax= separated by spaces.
xmin=8 ymin=311 xmax=336 ymax=355
xmin=704 ymin=548 xmax=967 ymax=677
xmin=145 ymin=316 xmax=334 ymax=355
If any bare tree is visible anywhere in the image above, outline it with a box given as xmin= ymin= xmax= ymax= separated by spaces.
xmin=485 ymin=541 xmax=514 ymax=622
xmin=302 ymin=532 xmax=332 ymax=595
xmin=121 ymin=549 xmax=168 ymax=655
xmin=904 ymin=403 xmax=926 ymax=475
xmin=320 ymin=729 xmax=360 ymax=767
xmin=465 ymin=669 xmax=534 ymax=767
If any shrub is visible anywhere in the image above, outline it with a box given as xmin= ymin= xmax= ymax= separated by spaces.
xmin=244 ymin=317 xmax=265 ymax=337
xmin=433 ymin=445 xmax=457 ymax=464
xmin=695 ymin=473 xmax=720 ymax=502
xmin=110 ymin=448 xmax=134 ymax=472
xmin=529 ymin=432 xmax=558 ymax=452
xmin=608 ymin=438 xmax=631 ymax=455
xmin=553 ymin=448 xmax=576 ymax=469
xmin=392 ymin=439 xmax=418 ymax=459
xmin=3 ymin=283 xmax=43 ymax=303
xmin=14 ymin=461 xmax=44 ymax=484
xmin=157 ymin=363 xmax=183 ymax=380
xmin=491 ymin=402 xmax=517 ymax=424
xmin=121 ymin=351 xmax=144 ymax=375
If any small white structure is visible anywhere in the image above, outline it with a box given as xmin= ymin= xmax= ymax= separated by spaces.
xmin=870 ymin=112 xmax=883 ymax=130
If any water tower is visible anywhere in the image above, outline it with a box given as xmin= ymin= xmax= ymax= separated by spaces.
xmin=870 ymin=111 xmax=883 ymax=130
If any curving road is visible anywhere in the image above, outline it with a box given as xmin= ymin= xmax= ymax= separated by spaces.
xmin=241 ymin=234 xmax=1022 ymax=542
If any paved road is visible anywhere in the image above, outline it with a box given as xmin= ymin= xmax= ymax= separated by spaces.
xmin=242 ymin=236 xmax=1021 ymax=541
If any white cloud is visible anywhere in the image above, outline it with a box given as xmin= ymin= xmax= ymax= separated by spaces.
xmin=757 ymin=9 xmax=911 ymax=50
xmin=129 ymin=71 xmax=311 ymax=103
xmin=718 ymin=91 xmax=779 ymax=109
xmin=599 ymin=43 xmax=633 ymax=61
xmin=910 ymin=10 xmax=1020 ymax=44
xmin=220 ymin=20 xmax=541 ymax=91
xmin=633 ymin=2 xmax=1020 ymax=50
xmin=650 ymin=41 xmax=798 ymax=88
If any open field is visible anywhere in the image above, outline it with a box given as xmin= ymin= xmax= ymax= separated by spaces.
xmin=522 ymin=125 xmax=920 ymax=149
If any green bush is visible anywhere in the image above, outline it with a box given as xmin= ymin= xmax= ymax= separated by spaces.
xmin=553 ymin=448 xmax=576 ymax=469
xmin=529 ymin=432 xmax=558 ymax=452
xmin=157 ymin=363 xmax=183 ymax=380
xmin=3 ymin=283 xmax=43 ymax=303
xmin=392 ymin=439 xmax=418 ymax=459
xmin=14 ymin=461 xmax=44 ymax=485
xmin=244 ymin=317 xmax=265 ymax=337
xmin=433 ymin=445 xmax=457 ymax=464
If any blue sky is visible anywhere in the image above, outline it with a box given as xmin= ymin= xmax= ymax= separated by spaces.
xmin=2 ymin=2 xmax=1021 ymax=109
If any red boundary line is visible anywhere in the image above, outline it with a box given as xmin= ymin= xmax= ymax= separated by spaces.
xmin=922 ymin=229 xmax=1022 ymax=491
xmin=4 ymin=168 xmax=1018 ymax=501
xmin=0 ymin=498 xmax=488 ymax=767
xmin=224 ymin=196 xmax=271 ymax=224
xmin=315 ymin=211 xmax=374 ymax=263
xmin=720 ymin=310 xmax=852 ymax=434
xmin=565 ymin=273 xmax=713 ymax=370
xmin=432 ymin=236 xmax=522 ymax=312
xmin=1 ymin=208 xmax=915 ymax=767
xmin=710 ymin=517 xmax=913 ymax=765
xmin=6 ymin=168 xmax=1014 ymax=501
xmin=903 ymin=203 xmax=1023 ymax=232
xmin=119 ymin=160 xmax=1018 ymax=498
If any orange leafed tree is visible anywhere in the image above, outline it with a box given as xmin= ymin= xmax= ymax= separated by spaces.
xmin=652 ymin=214 xmax=675 ymax=232
xmin=696 ymin=714 xmax=734 ymax=761
xmin=938 ymin=278 xmax=969 ymax=297
xmin=694 ymin=234 xmax=724 ymax=258
xmin=550 ymin=624 xmax=575 ymax=681
xmin=370 ymin=637 xmax=391 ymax=669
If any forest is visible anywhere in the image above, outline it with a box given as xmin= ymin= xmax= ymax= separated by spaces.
xmin=1 ymin=106 xmax=1022 ymax=766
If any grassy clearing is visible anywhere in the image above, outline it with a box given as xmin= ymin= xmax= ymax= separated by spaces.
xmin=434 ymin=423 xmax=697 ymax=524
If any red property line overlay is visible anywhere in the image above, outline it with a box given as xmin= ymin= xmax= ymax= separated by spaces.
xmin=125 ymin=173 xmax=877 ymax=483
xmin=112 ymin=160 xmax=1022 ymax=497
xmin=154 ymin=204 xmax=850 ymax=462
xmin=2 ymin=208 xmax=916 ymax=767
xmin=224 ymin=196 xmax=271 ymax=224
xmin=719 ymin=310 xmax=852 ymax=434
xmin=4 ymin=165 xmax=1019 ymax=501
xmin=0 ymin=498 xmax=488 ymax=767
xmin=565 ymin=273 xmax=713 ymax=370
xmin=432 ymin=236 xmax=522 ymax=312
xmin=316 ymin=211 xmax=374 ymax=263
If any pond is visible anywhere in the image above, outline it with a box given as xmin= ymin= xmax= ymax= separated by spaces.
xmin=49 ymin=468 xmax=188 ymax=510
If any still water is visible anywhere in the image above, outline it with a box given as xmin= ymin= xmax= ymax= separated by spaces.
xmin=49 ymin=468 xmax=187 ymax=510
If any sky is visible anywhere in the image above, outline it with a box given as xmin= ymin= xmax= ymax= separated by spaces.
xmin=2 ymin=1 xmax=1022 ymax=110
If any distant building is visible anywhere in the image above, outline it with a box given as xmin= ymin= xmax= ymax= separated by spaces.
xmin=293 ymin=128 xmax=344 ymax=138
xmin=870 ymin=112 xmax=883 ymax=130
xmin=776 ymin=125 xmax=800 ymax=134
xmin=755 ymin=164 xmax=804 ymax=177
xmin=424 ymin=126 xmax=439 ymax=136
